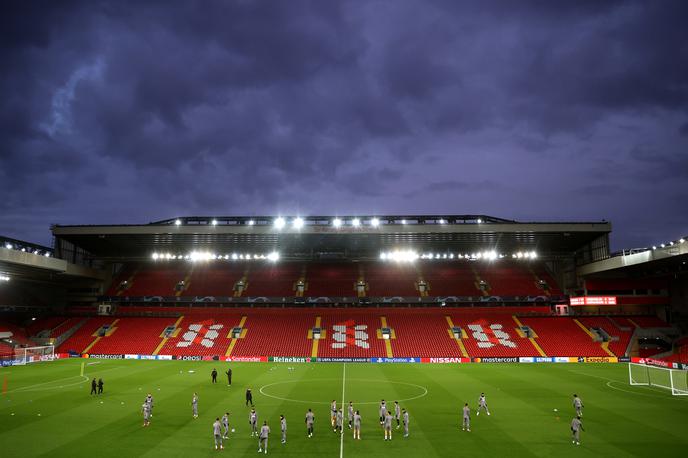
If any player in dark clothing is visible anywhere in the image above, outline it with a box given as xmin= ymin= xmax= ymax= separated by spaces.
xmin=90 ymin=378 xmax=97 ymax=395
xmin=97 ymin=378 xmax=104 ymax=394
xmin=225 ymin=367 xmax=232 ymax=386
xmin=211 ymin=368 xmax=218 ymax=383
xmin=246 ymin=388 xmax=254 ymax=406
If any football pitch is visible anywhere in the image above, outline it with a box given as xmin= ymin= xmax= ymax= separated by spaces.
xmin=1 ymin=360 xmax=686 ymax=457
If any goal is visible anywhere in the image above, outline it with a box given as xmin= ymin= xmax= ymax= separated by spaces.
xmin=12 ymin=345 xmax=55 ymax=366
xmin=628 ymin=362 xmax=688 ymax=396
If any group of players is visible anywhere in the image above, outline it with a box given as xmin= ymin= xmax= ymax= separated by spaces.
xmin=136 ymin=368 xmax=585 ymax=451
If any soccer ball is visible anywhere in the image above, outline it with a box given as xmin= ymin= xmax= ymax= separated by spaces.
xmin=553 ymin=408 xmax=558 ymax=412
xmin=231 ymin=428 xmax=235 ymax=433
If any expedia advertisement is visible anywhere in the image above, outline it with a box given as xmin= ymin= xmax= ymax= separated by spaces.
xmin=583 ymin=356 xmax=618 ymax=363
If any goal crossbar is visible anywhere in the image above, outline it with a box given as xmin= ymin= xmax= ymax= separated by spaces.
xmin=628 ymin=362 xmax=688 ymax=396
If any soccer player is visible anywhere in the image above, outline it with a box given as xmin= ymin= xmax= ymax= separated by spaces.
xmin=305 ymin=408 xmax=315 ymax=437
xmin=383 ymin=412 xmax=393 ymax=440
xmin=191 ymin=393 xmax=199 ymax=419
xmin=145 ymin=393 xmax=154 ymax=417
xmin=90 ymin=378 xmax=97 ymax=395
xmin=141 ymin=401 xmax=151 ymax=427
xmin=249 ymin=408 xmax=258 ymax=436
xmin=462 ymin=403 xmax=471 ymax=432
xmin=571 ymin=416 xmax=584 ymax=445
xmin=97 ymin=378 xmax=104 ymax=394
xmin=394 ymin=401 xmax=401 ymax=428
xmin=573 ymin=394 xmax=584 ymax=417
xmin=347 ymin=401 xmax=354 ymax=429
xmin=213 ymin=417 xmax=224 ymax=450
xmin=334 ymin=409 xmax=344 ymax=434
xmin=246 ymin=388 xmax=254 ymax=406
xmin=477 ymin=393 xmax=490 ymax=416
xmin=211 ymin=368 xmax=218 ymax=383
xmin=280 ymin=415 xmax=287 ymax=444
xmin=402 ymin=409 xmax=409 ymax=437
xmin=330 ymin=400 xmax=337 ymax=427
xmin=222 ymin=412 xmax=230 ymax=439
xmin=353 ymin=410 xmax=362 ymax=440
xmin=225 ymin=367 xmax=232 ymax=386
xmin=379 ymin=399 xmax=387 ymax=425
xmin=258 ymin=420 xmax=270 ymax=454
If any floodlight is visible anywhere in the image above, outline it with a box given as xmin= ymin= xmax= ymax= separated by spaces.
xmin=274 ymin=217 xmax=286 ymax=229
xmin=175 ymin=219 xmax=181 ymax=226
xmin=439 ymin=219 xmax=445 ymax=224
xmin=660 ymin=244 xmax=665 ymax=248
xmin=380 ymin=253 xmax=387 ymax=260
xmin=477 ymin=218 xmax=482 ymax=223
xmin=352 ymin=218 xmax=361 ymax=227
xmin=401 ymin=219 xmax=407 ymax=225
xmin=247 ymin=220 xmax=255 ymax=226
xmin=332 ymin=218 xmax=342 ymax=228
xmin=4 ymin=243 xmax=12 ymax=249
xmin=530 ymin=251 xmax=537 ymax=258
xmin=293 ymin=217 xmax=304 ymax=229
xmin=211 ymin=219 xmax=217 ymax=226
xmin=0 ymin=275 xmax=9 ymax=282
xmin=231 ymin=253 xmax=238 ymax=260
xmin=680 ymin=239 xmax=686 ymax=244
xmin=652 ymin=246 xmax=657 ymax=250
xmin=267 ymin=251 xmax=280 ymax=262
xmin=44 ymin=253 xmax=51 ymax=257
xmin=152 ymin=253 xmax=159 ymax=260
xmin=370 ymin=218 xmax=380 ymax=227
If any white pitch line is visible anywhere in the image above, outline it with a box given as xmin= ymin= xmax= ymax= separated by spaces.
xmin=340 ymin=363 xmax=346 ymax=458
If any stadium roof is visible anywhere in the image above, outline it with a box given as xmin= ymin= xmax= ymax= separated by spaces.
xmin=52 ymin=215 xmax=611 ymax=261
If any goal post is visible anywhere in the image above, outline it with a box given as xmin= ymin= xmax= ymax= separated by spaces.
xmin=12 ymin=345 xmax=55 ymax=366
xmin=628 ymin=362 xmax=688 ymax=396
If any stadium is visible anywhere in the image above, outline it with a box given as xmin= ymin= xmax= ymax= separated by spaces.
xmin=1 ymin=214 xmax=687 ymax=457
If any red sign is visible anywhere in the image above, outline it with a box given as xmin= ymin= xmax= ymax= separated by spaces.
xmin=569 ymin=296 xmax=617 ymax=306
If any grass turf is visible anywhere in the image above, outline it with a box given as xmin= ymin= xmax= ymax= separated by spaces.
xmin=0 ymin=359 xmax=686 ymax=457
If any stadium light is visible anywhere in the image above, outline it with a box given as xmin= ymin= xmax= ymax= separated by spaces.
xmin=247 ymin=220 xmax=255 ymax=226
xmin=660 ymin=244 xmax=665 ymax=248
xmin=477 ymin=218 xmax=482 ymax=223
xmin=380 ymin=253 xmax=387 ymax=260
xmin=4 ymin=243 xmax=12 ymax=249
xmin=439 ymin=219 xmax=445 ymax=224
xmin=44 ymin=252 xmax=51 ymax=257
xmin=274 ymin=217 xmax=286 ymax=229
xmin=0 ymin=275 xmax=9 ymax=282
xmin=267 ymin=251 xmax=280 ymax=262
xmin=211 ymin=219 xmax=217 ymax=226
xmin=175 ymin=219 xmax=181 ymax=226
xmin=681 ymin=239 xmax=686 ymax=244
xmin=152 ymin=253 xmax=159 ymax=260
xmin=292 ymin=217 xmax=304 ymax=229
xmin=351 ymin=218 xmax=361 ymax=227
xmin=401 ymin=219 xmax=407 ymax=225
xmin=332 ymin=218 xmax=342 ymax=228
xmin=370 ymin=218 xmax=380 ymax=227
xmin=652 ymin=246 xmax=657 ymax=250
xmin=231 ymin=253 xmax=238 ymax=260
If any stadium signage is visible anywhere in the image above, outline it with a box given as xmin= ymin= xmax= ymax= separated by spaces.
xmin=315 ymin=357 xmax=369 ymax=363
xmin=421 ymin=357 xmax=470 ymax=364
xmin=631 ymin=357 xmax=671 ymax=368
xmin=84 ymin=354 xmax=124 ymax=359
xmin=175 ymin=355 xmax=203 ymax=361
xmin=569 ymin=296 xmax=617 ymax=306
xmin=583 ymin=356 xmax=618 ymax=363
xmin=473 ymin=357 xmax=518 ymax=363
xmin=373 ymin=357 xmax=420 ymax=363
xmin=269 ymin=357 xmax=310 ymax=363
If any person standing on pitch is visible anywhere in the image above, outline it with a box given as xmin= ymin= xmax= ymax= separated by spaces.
xmin=394 ymin=401 xmax=401 ymax=428
xmin=222 ymin=412 xmax=230 ymax=439
xmin=191 ymin=393 xmax=199 ymax=418
xmin=258 ymin=420 xmax=270 ymax=454
xmin=383 ymin=412 xmax=393 ymax=440
xmin=97 ymin=378 xmax=104 ymax=394
xmin=225 ymin=367 xmax=232 ymax=386
xmin=213 ymin=417 xmax=224 ymax=450
xmin=145 ymin=393 xmax=154 ymax=417
xmin=477 ymin=393 xmax=490 ymax=416
xmin=334 ymin=408 xmax=344 ymax=434
xmin=211 ymin=368 xmax=218 ymax=384
xmin=305 ymin=408 xmax=315 ymax=437
xmin=249 ymin=408 xmax=258 ymax=436
xmin=280 ymin=414 xmax=287 ymax=444
xmin=246 ymin=388 xmax=254 ymax=406
xmin=462 ymin=403 xmax=471 ymax=432
xmin=141 ymin=401 xmax=151 ymax=427
xmin=573 ymin=394 xmax=584 ymax=417
xmin=571 ymin=415 xmax=584 ymax=445
xmin=90 ymin=378 xmax=97 ymax=395
xmin=353 ymin=410 xmax=362 ymax=440
xmin=347 ymin=401 xmax=354 ymax=429
xmin=402 ymin=409 xmax=409 ymax=438
xmin=330 ymin=400 xmax=337 ymax=428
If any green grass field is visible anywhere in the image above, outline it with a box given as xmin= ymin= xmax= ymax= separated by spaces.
xmin=1 ymin=359 xmax=687 ymax=457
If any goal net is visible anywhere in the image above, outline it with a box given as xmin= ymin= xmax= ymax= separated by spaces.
xmin=628 ymin=362 xmax=688 ymax=396
xmin=12 ymin=345 xmax=55 ymax=366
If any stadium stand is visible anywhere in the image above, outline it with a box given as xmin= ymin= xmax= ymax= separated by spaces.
xmin=364 ymin=263 xmax=421 ymax=296
xmin=577 ymin=316 xmax=632 ymax=357
xmin=87 ymin=317 xmax=174 ymax=355
xmin=450 ymin=311 xmax=542 ymax=357
xmin=302 ymin=263 xmax=361 ymax=297
xmin=518 ymin=317 xmax=612 ymax=357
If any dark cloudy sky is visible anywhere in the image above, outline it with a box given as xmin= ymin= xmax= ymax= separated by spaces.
xmin=2 ymin=0 xmax=687 ymax=250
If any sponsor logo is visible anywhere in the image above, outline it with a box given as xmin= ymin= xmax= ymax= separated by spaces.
xmin=583 ymin=357 xmax=618 ymax=363
xmin=554 ymin=357 xmax=571 ymax=363
xmin=618 ymin=357 xmax=631 ymax=363
xmin=519 ymin=357 xmax=534 ymax=363
xmin=177 ymin=355 xmax=203 ymax=361
xmin=535 ymin=357 xmax=553 ymax=363
xmin=139 ymin=355 xmax=156 ymax=360
xmin=424 ymin=357 xmax=466 ymax=364
xmin=157 ymin=355 xmax=173 ymax=360
xmin=124 ymin=354 xmax=138 ymax=359
xmin=227 ymin=356 xmax=268 ymax=362
xmin=474 ymin=357 xmax=518 ymax=363
xmin=85 ymin=354 xmax=125 ymax=359
xmin=316 ymin=357 xmax=369 ymax=363
xmin=372 ymin=358 xmax=420 ymax=363
xmin=270 ymin=357 xmax=309 ymax=363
